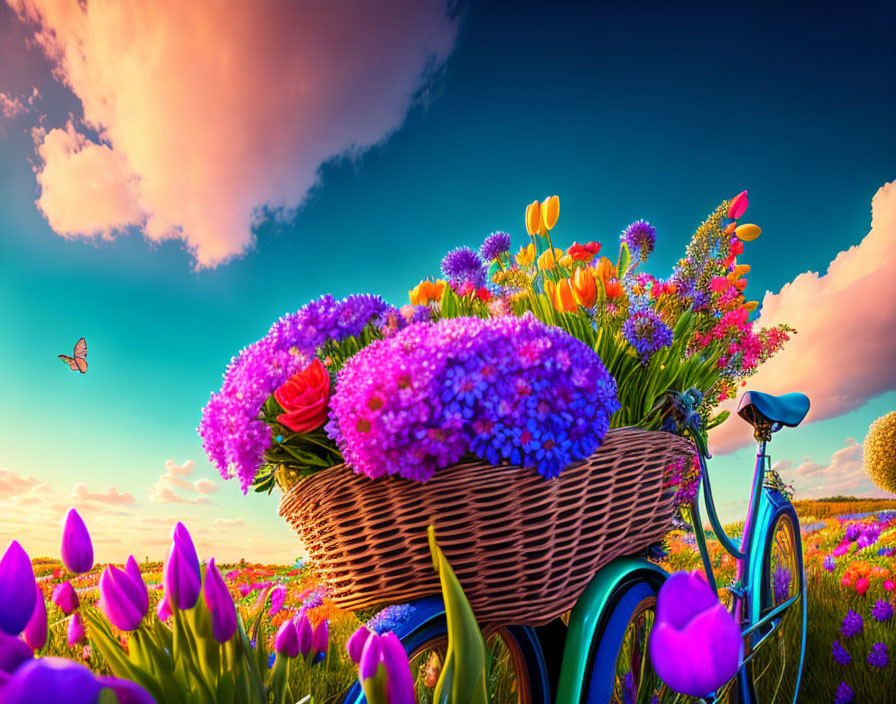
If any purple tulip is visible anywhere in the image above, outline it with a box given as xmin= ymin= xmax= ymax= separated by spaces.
xmin=359 ymin=632 xmax=384 ymax=680
xmin=164 ymin=523 xmax=201 ymax=610
xmin=67 ymin=613 xmax=86 ymax=647
xmin=203 ymin=558 xmax=237 ymax=643
xmin=311 ymin=620 xmax=329 ymax=657
xmin=3 ymin=657 xmax=103 ymax=704
xmin=648 ymin=570 xmax=742 ymax=697
xmin=23 ymin=581 xmax=47 ymax=651
xmin=125 ymin=557 xmax=149 ymax=616
xmin=0 ymin=631 xmax=33 ymax=675
xmin=52 ymin=581 xmax=80 ymax=616
xmin=296 ymin=612 xmax=313 ymax=656
xmin=274 ymin=618 xmax=299 ymax=658
xmin=96 ymin=676 xmax=157 ymax=704
xmin=0 ymin=541 xmax=37 ymax=636
xmin=347 ymin=625 xmax=371 ymax=664
xmin=61 ymin=508 xmax=94 ymax=575
xmin=99 ymin=564 xmax=147 ymax=632
xmin=379 ymin=632 xmax=415 ymax=704
xmin=156 ymin=594 xmax=172 ymax=623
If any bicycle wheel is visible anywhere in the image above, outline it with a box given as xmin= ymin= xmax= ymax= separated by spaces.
xmin=745 ymin=509 xmax=805 ymax=704
xmin=341 ymin=622 xmax=550 ymax=704
xmin=583 ymin=576 xmax=738 ymax=704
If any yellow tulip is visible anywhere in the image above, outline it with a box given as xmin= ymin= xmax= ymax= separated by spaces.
xmin=571 ymin=268 xmax=597 ymax=308
xmin=537 ymin=248 xmax=564 ymax=271
xmin=515 ymin=243 xmax=536 ymax=267
xmin=540 ymin=195 xmax=560 ymax=231
xmin=733 ymin=264 xmax=751 ymax=278
xmin=526 ymin=201 xmax=542 ymax=236
xmin=735 ymin=224 xmax=761 ymax=242
xmin=558 ymin=254 xmax=572 ymax=268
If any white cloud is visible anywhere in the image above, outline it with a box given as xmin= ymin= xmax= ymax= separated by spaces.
xmin=149 ymin=459 xmax=218 ymax=504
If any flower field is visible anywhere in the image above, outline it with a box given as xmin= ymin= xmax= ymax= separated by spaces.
xmin=16 ymin=498 xmax=893 ymax=703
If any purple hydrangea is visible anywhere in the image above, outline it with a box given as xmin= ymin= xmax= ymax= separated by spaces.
xmin=621 ymin=220 xmax=657 ymax=261
xmin=441 ymin=247 xmax=486 ymax=288
xmin=479 ymin=231 xmax=511 ymax=262
xmin=622 ymin=310 xmax=673 ymax=364
xmin=199 ymin=294 xmax=395 ymax=492
xmin=773 ymin=566 xmax=792 ymax=604
xmin=327 ymin=314 xmax=620 ymax=481
xmin=832 ymin=640 xmax=851 ymax=666
xmin=823 ymin=555 xmax=836 ymax=572
xmin=841 ymin=610 xmax=863 ymax=638
xmin=366 ymin=604 xmax=415 ymax=635
xmin=871 ymin=599 xmax=893 ymax=622
xmin=834 ymin=682 xmax=854 ymax=704
xmin=868 ymin=642 xmax=889 ymax=668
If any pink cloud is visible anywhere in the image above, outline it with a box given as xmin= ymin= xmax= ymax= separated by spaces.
xmin=0 ymin=92 xmax=25 ymax=117
xmin=0 ymin=468 xmax=41 ymax=495
xmin=710 ymin=181 xmax=896 ymax=454
xmin=9 ymin=0 xmax=459 ymax=267
xmin=70 ymin=483 xmax=136 ymax=505
xmin=149 ymin=459 xmax=217 ymax=503
xmin=774 ymin=438 xmax=895 ymax=500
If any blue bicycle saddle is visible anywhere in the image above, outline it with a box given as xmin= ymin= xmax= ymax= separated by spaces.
xmin=737 ymin=390 xmax=810 ymax=428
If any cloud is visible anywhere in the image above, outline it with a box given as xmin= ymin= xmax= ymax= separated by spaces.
xmin=71 ymin=483 xmax=136 ymax=505
xmin=0 ymin=86 xmax=38 ymax=118
xmin=9 ymin=0 xmax=459 ymax=267
xmin=149 ymin=459 xmax=217 ymax=504
xmin=213 ymin=518 xmax=245 ymax=528
xmin=710 ymin=181 xmax=896 ymax=454
xmin=775 ymin=438 xmax=895 ymax=500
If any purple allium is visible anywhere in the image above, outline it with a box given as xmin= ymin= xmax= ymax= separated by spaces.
xmin=841 ymin=610 xmax=863 ymax=638
xmin=834 ymin=682 xmax=854 ymax=704
xmin=823 ymin=555 xmax=836 ymax=572
xmin=301 ymin=588 xmax=327 ymax=611
xmin=773 ymin=566 xmax=792 ymax=604
xmin=832 ymin=640 xmax=851 ymax=666
xmin=621 ymin=220 xmax=657 ymax=261
xmin=622 ymin=310 xmax=673 ymax=364
xmin=868 ymin=642 xmax=889 ymax=668
xmin=479 ymin=231 xmax=511 ymax=262
xmin=440 ymin=247 xmax=486 ymax=288
xmin=327 ymin=314 xmax=620 ymax=481
xmin=366 ymin=604 xmax=415 ymax=635
xmin=199 ymin=294 xmax=395 ymax=492
xmin=871 ymin=599 xmax=893 ymax=622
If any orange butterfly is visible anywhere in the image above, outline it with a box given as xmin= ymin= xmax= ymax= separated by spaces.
xmin=59 ymin=337 xmax=87 ymax=374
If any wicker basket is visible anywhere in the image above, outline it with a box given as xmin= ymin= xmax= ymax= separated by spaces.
xmin=279 ymin=427 xmax=694 ymax=626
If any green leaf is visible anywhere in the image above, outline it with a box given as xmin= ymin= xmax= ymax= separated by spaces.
xmin=617 ymin=242 xmax=631 ymax=279
xmin=706 ymin=410 xmax=730 ymax=429
xmin=428 ymin=525 xmax=488 ymax=704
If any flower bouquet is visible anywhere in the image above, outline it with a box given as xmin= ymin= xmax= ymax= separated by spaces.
xmin=199 ymin=191 xmax=791 ymax=624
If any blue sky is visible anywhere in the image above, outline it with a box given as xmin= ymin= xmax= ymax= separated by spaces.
xmin=0 ymin=0 xmax=894 ymax=562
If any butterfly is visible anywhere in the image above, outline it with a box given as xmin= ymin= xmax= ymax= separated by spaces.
xmin=59 ymin=337 xmax=88 ymax=374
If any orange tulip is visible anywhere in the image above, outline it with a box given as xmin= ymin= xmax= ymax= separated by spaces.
xmin=594 ymin=257 xmax=616 ymax=285
xmin=723 ymin=222 xmax=737 ymax=235
xmin=552 ymin=278 xmax=578 ymax=312
xmin=537 ymin=248 xmax=564 ymax=271
xmin=515 ymin=243 xmax=536 ymax=267
xmin=571 ymin=268 xmax=597 ymax=307
xmin=526 ymin=201 xmax=542 ymax=236
xmin=540 ymin=195 xmax=560 ymax=231
xmin=732 ymin=264 xmax=751 ymax=278
xmin=604 ymin=278 xmax=624 ymax=300
xmin=743 ymin=301 xmax=759 ymax=311
xmin=735 ymin=224 xmax=761 ymax=242
xmin=409 ymin=280 xmax=444 ymax=306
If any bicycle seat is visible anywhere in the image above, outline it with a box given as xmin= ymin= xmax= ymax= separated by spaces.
xmin=737 ymin=391 xmax=810 ymax=429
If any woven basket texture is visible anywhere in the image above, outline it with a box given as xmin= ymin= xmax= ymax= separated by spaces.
xmin=280 ymin=427 xmax=694 ymax=626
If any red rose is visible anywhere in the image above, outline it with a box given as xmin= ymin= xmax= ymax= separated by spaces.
xmin=273 ymin=359 xmax=331 ymax=433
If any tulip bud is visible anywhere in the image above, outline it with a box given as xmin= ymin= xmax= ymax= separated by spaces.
xmin=274 ymin=618 xmax=300 ymax=658
xmin=727 ymin=191 xmax=749 ymax=220
xmin=2 ymin=657 xmax=102 ymax=704
xmin=358 ymin=632 xmax=387 ymax=699
xmin=311 ymin=620 xmax=329 ymax=658
xmin=99 ymin=564 xmax=147 ymax=632
xmin=571 ymin=268 xmax=597 ymax=308
xmin=734 ymin=224 xmax=761 ymax=242
xmin=96 ymin=676 xmax=157 ymax=704
xmin=537 ymin=248 xmax=563 ymax=271
xmin=164 ymin=522 xmax=201 ymax=610
xmin=125 ymin=557 xmax=149 ymax=616
xmin=0 ymin=631 xmax=33 ymax=675
xmin=61 ymin=509 xmax=94 ymax=575
xmin=0 ymin=541 xmax=37 ymax=636
xmin=67 ymin=613 xmax=86 ymax=647
xmin=525 ymin=200 xmax=542 ymax=236
xmin=732 ymin=264 xmax=750 ymax=278
xmin=540 ymin=195 xmax=560 ymax=231
xmin=743 ymin=301 xmax=759 ymax=312
xmin=156 ymin=594 xmax=171 ymax=622
xmin=347 ymin=625 xmax=371 ymax=664
xmin=723 ymin=222 xmax=737 ymax=235
xmin=23 ymin=581 xmax=47 ymax=651
xmin=552 ymin=278 xmax=578 ymax=313
xmin=52 ymin=581 xmax=80 ymax=617
xmin=203 ymin=558 xmax=237 ymax=644
xmin=379 ymin=632 xmax=415 ymax=704
xmin=515 ymin=243 xmax=536 ymax=267
xmin=296 ymin=612 xmax=313 ymax=657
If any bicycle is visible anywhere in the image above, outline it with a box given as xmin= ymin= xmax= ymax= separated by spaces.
xmin=342 ymin=387 xmax=809 ymax=704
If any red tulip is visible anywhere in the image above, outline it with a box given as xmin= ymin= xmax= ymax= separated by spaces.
xmin=727 ymin=191 xmax=748 ymax=219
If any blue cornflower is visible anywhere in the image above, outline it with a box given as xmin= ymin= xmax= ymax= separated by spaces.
xmin=832 ymin=640 xmax=851 ymax=666
xmin=868 ymin=642 xmax=888 ymax=668
xmin=834 ymin=682 xmax=854 ymax=704
xmin=366 ymin=604 xmax=415 ymax=635
xmin=871 ymin=599 xmax=892 ymax=623
xmin=823 ymin=555 xmax=836 ymax=572
xmin=841 ymin=610 xmax=863 ymax=638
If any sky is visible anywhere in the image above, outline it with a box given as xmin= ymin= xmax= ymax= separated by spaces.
xmin=0 ymin=0 xmax=894 ymax=564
